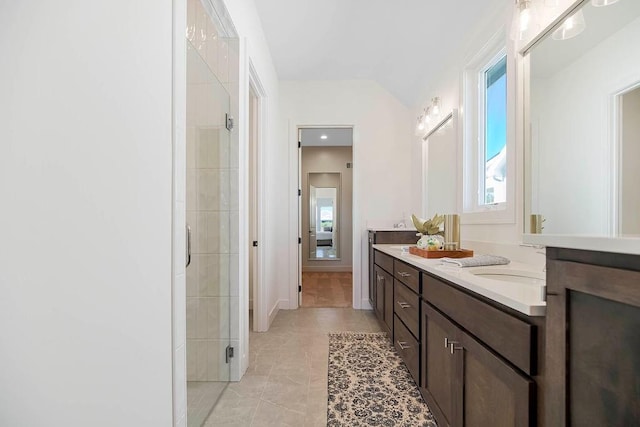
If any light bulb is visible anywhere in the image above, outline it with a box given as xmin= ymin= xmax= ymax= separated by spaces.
xmin=431 ymin=97 xmax=441 ymax=117
xmin=424 ymin=107 xmax=432 ymax=125
xmin=513 ymin=0 xmax=539 ymax=41
xmin=520 ymin=7 xmax=531 ymax=33
xmin=552 ymin=9 xmax=586 ymax=40
xmin=415 ymin=115 xmax=425 ymax=136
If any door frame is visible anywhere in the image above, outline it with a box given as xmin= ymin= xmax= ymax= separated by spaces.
xmin=248 ymin=61 xmax=267 ymax=332
xmin=295 ymin=125 xmax=355 ymax=308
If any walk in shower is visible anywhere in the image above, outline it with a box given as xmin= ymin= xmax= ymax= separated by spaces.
xmin=185 ymin=0 xmax=239 ymax=425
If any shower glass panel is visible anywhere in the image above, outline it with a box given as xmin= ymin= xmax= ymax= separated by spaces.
xmin=185 ymin=38 xmax=232 ymax=426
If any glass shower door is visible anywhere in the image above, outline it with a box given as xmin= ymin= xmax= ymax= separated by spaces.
xmin=185 ymin=40 xmax=232 ymax=426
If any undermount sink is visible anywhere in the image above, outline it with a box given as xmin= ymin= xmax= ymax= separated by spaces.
xmin=468 ymin=268 xmax=545 ymax=286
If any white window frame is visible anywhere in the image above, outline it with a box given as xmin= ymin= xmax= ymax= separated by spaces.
xmin=461 ymin=28 xmax=515 ymax=225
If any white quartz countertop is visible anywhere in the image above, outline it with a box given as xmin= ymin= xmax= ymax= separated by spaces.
xmin=373 ymin=244 xmax=546 ymax=316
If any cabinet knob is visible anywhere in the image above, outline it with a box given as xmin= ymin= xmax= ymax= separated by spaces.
xmin=398 ymin=271 xmax=411 ymax=278
xmin=449 ymin=341 xmax=462 ymax=355
xmin=397 ymin=301 xmax=411 ymax=309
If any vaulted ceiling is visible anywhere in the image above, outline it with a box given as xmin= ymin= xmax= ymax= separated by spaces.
xmin=254 ymin=0 xmax=504 ymax=107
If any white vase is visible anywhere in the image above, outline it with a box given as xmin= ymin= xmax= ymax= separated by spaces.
xmin=417 ymin=234 xmax=444 ymax=251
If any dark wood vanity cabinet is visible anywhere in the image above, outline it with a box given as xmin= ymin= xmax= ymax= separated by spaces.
xmin=372 ymin=250 xmax=395 ymax=336
xmin=545 ymin=248 xmax=640 ymax=426
xmin=368 ymin=230 xmax=417 ymax=309
xmin=421 ymin=271 xmax=540 ymax=426
xmin=393 ymin=259 xmax=422 ymax=384
xmin=422 ymin=303 xmax=458 ymax=426
xmin=370 ymin=247 xmax=543 ymax=426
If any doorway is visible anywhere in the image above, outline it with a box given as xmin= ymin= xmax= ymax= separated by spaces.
xmin=248 ymin=81 xmax=259 ymax=331
xmin=619 ymin=84 xmax=640 ymax=236
xmin=298 ymin=128 xmax=353 ymax=308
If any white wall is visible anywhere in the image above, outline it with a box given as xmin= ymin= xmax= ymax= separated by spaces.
xmin=281 ymin=80 xmax=414 ymax=309
xmin=0 ymin=1 xmax=174 ymax=426
xmin=408 ymin=0 xmax=545 ymax=267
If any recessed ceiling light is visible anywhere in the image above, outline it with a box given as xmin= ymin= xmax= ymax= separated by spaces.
xmin=320 ymin=135 xmax=328 ymax=140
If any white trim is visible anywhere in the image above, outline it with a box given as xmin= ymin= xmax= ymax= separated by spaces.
xmin=422 ymin=110 xmax=459 ymax=218
xmin=294 ymin=124 xmax=358 ymax=309
xmin=461 ymin=26 xmax=515 ymax=225
xmin=611 ymin=80 xmax=640 ymax=235
xmin=248 ymin=60 xmax=268 ymax=333
xmin=171 ymin=0 xmax=188 ymax=425
xmin=302 ymin=265 xmax=353 ymax=273
xmin=268 ymin=299 xmax=284 ymax=327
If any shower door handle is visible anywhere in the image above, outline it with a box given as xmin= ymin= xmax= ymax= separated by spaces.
xmin=186 ymin=225 xmax=192 ymax=268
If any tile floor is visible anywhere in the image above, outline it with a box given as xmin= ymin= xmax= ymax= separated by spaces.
xmin=204 ymin=308 xmax=382 ymax=426
xmin=188 ymin=381 xmax=228 ymax=427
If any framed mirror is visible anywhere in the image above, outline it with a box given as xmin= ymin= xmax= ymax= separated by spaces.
xmin=308 ymin=172 xmax=341 ymax=260
xmin=524 ymin=0 xmax=640 ymax=238
xmin=423 ymin=110 xmax=458 ymax=218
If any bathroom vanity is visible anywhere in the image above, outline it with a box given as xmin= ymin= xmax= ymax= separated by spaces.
xmin=371 ymin=244 xmax=640 ymax=426
xmin=371 ymin=245 xmax=546 ymax=426
xmin=367 ymin=229 xmax=419 ymax=336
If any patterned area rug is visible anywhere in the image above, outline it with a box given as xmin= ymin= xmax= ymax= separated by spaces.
xmin=327 ymin=332 xmax=437 ymax=426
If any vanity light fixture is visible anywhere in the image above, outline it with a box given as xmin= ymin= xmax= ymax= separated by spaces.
xmin=515 ymin=0 xmax=535 ymax=40
xmin=424 ymin=107 xmax=432 ymax=126
xmin=552 ymin=8 xmax=586 ymax=40
xmin=320 ymin=134 xmax=328 ymax=140
xmin=591 ymin=0 xmax=620 ymax=6
xmin=431 ymin=97 xmax=441 ymax=117
xmin=415 ymin=113 xmax=426 ymax=136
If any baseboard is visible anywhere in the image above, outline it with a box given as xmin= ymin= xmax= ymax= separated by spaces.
xmin=268 ymin=299 xmax=283 ymax=327
xmin=360 ymin=299 xmax=373 ymax=310
xmin=302 ymin=265 xmax=353 ymax=273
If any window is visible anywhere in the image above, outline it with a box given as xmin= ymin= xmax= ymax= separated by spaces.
xmin=462 ymin=28 xmax=514 ymax=224
xmin=480 ymin=55 xmax=507 ymax=205
xmin=319 ymin=206 xmax=333 ymax=231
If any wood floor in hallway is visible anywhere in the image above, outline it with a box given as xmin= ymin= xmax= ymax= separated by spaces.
xmin=301 ymin=272 xmax=352 ymax=308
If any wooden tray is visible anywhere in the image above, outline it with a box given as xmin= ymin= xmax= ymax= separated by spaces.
xmin=409 ymin=246 xmax=473 ymax=259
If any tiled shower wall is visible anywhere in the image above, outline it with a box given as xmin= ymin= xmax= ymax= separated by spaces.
xmin=185 ymin=0 xmax=239 ymax=382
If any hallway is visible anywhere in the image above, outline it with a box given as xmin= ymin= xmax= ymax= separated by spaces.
xmin=205 ymin=308 xmax=381 ymax=426
xmin=301 ymin=272 xmax=353 ymax=308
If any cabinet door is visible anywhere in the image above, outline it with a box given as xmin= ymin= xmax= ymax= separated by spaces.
xmin=368 ymin=232 xmax=375 ymax=307
xmin=459 ymin=330 xmax=534 ymax=427
xmin=422 ymin=303 xmax=459 ymax=427
xmin=374 ymin=266 xmax=385 ymax=321
xmin=384 ymin=274 xmax=393 ymax=332
xmin=546 ymin=256 xmax=640 ymax=426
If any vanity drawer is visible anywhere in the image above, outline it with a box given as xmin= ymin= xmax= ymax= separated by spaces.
xmin=394 ymin=280 xmax=420 ymax=339
xmin=422 ymin=273 xmax=536 ymax=375
xmin=394 ymin=259 xmax=420 ymax=293
xmin=375 ymin=250 xmax=393 ymax=274
xmin=394 ymin=314 xmax=420 ymax=384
